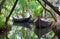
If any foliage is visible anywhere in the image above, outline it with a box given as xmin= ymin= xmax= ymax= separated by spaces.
xmin=28 ymin=1 xmax=43 ymax=17
xmin=0 ymin=0 xmax=60 ymax=39
xmin=0 ymin=14 xmax=6 ymax=28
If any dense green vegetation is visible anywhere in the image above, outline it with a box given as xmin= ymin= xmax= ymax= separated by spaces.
xmin=0 ymin=0 xmax=60 ymax=39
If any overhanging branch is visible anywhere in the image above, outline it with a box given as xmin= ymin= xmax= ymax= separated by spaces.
xmin=42 ymin=0 xmax=60 ymax=16
xmin=37 ymin=0 xmax=57 ymax=22
xmin=5 ymin=0 xmax=18 ymax=25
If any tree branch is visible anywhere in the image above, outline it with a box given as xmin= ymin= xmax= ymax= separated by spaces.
xmin=37 ymin=0 xmax=57 ymax=22
xmin=42 ymin=0 xmax=60 ymax=16
xmin=0 ymin=0 xmax=6 ymax=13
xmin=5 ymin=0 xmax=18 ymax=25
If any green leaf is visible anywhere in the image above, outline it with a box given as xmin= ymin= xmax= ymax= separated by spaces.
xmin=18 ymin=0 xmax=26 ymax=6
